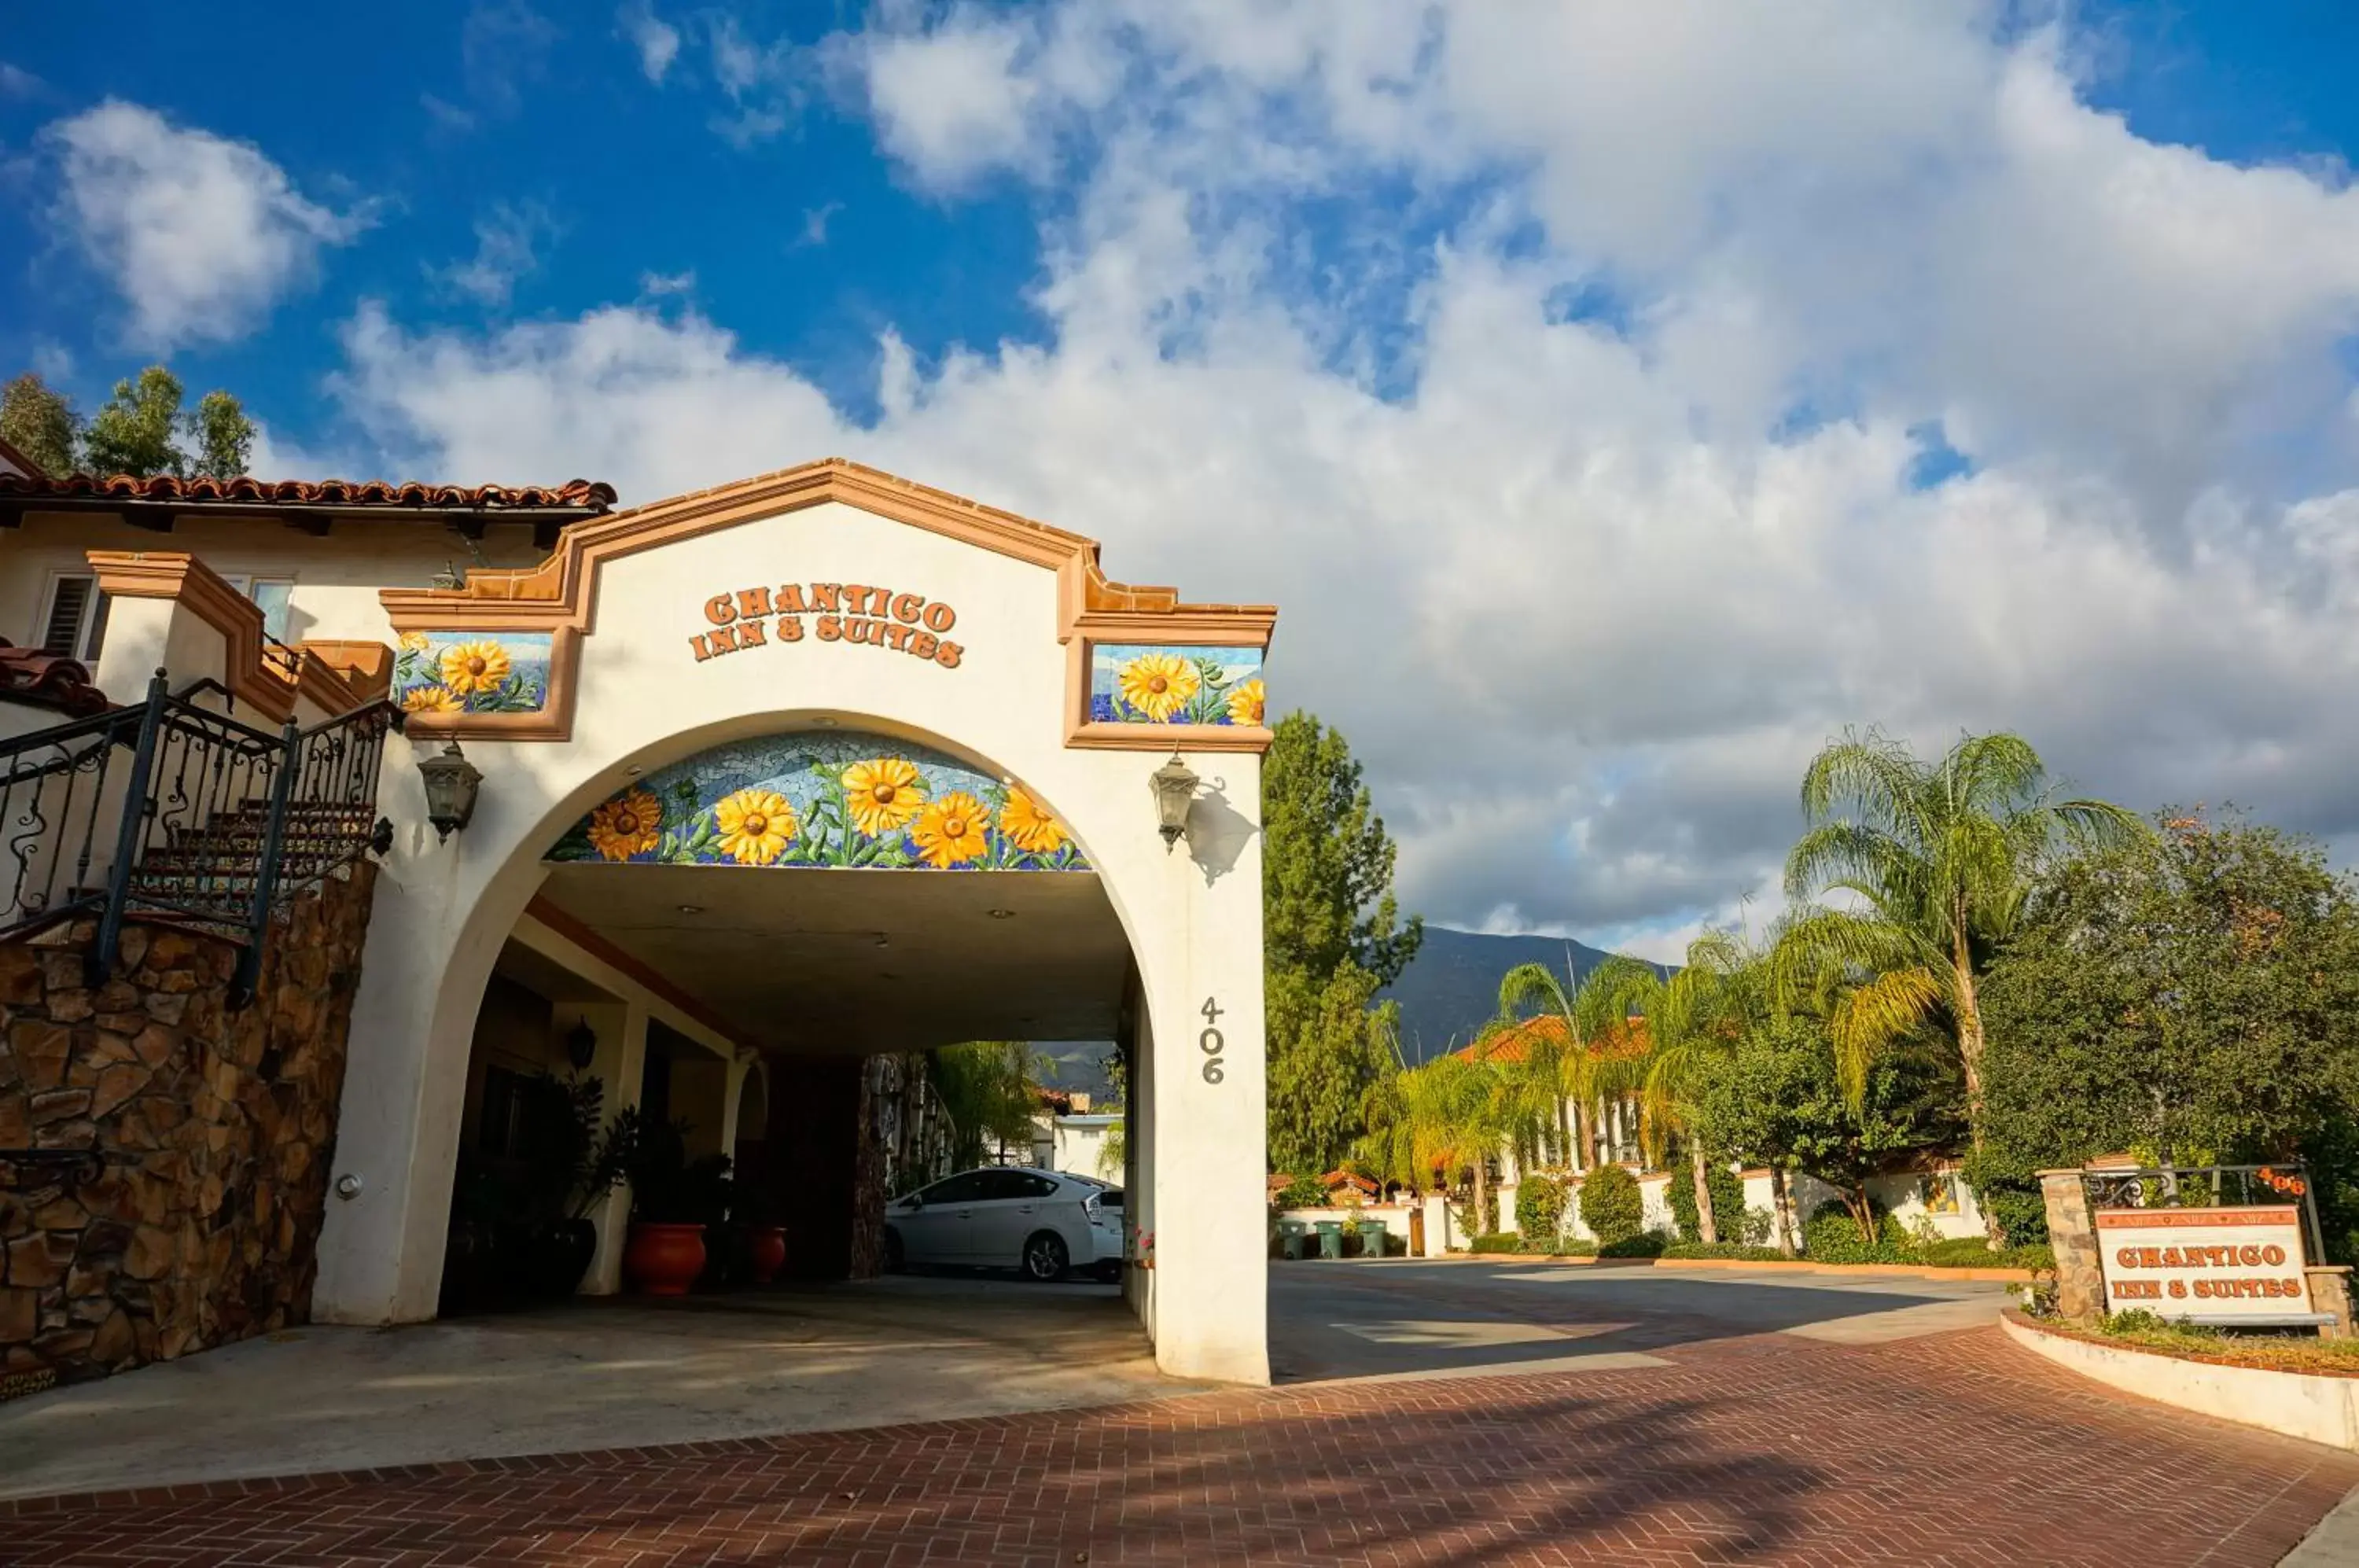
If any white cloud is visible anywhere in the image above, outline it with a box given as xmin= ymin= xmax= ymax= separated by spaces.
xmin=320 ymin=3 xmax=2359 ymax=943
xmin=432 ymin=201 xmax=561 ymax=307
xmin=618 ymin=1 xmax=680 ymax=83
xmin=46 ymin=101 xmax=374 ymax=349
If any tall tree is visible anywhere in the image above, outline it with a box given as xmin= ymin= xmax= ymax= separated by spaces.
xmin=0 ymin=373 xmax=78 ymax=475
xmin=1263 ymin=712 xmax=1421 ymax=1175
xmin=1612 ymin=933 xmax=1749 ymax=1244
xmin=929 ymin=1041 xmax=1043 ymax=1169
xmin=76 ymin=366 xmax=258 ymax=478
xmin=1263 ymin=712 xmax=1422 ymax=984
xmin=83 ymin=366 xmax=188 ymax=478
xmin=191 ymin=388 xmax=257 ymax=478
xmin=1774 ymin=729 xmax=2142 ymax=1116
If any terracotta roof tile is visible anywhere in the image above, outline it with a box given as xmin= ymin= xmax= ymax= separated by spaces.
xmin=1457 ymin=1014 xmax=1648 ymax=1065
xmin=0 ymin=473 xmax=616 ymax=513
xmin=0 ymin=640 xmax=109 ymax=717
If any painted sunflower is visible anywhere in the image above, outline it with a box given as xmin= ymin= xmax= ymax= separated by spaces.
xmin=841 ymin=758 xmax=927 ymax=837
xmin=1224 ymin=676 xmax=1265 ymax=727
xmin=1117 ymin=652 xmax=1200 ymax=723
xmin=397 ymin=631 xmax=432 ymax=655
xmin=714 ymin=789 xmax=797 ymax=866
xmin=998 ymin=788 xmax=1066 ymax=856
xmin=399 ymin=686 xmax=462 ymax=714
xmin=910 ymin=791 xmax=988 ymax=869
xmin=437 ymin=640 xmax=512 ymax=696
xmin=587 ymin=787 xmax=663 ymax=862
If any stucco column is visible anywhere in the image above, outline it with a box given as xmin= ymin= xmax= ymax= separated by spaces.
xmin=1136 ymin=771 xmax=1268 ymax=1384
xmin=2038 ymin=1169 xmax=2104 ymax=1320
xmin=719 ymin=1051 xmax=751 ymax=1170
xmin=583 ymin=1000 xmax=647 ymax=1296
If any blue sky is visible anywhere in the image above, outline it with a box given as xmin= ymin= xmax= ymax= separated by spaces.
xmin=8 ymin=2 xmax=2359 ymax=957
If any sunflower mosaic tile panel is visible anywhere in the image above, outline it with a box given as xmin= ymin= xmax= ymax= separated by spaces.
xmin=546 ymin=731 xmax=1090 ymax=870
xmin=1087 ymin=645 xmax=1264 ymax=727
xmin=392 ymin=631 xmax=554 ymax=716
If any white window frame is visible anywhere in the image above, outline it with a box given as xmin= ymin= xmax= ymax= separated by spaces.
xmin=36 ymin=571 xmax=108 ymax=663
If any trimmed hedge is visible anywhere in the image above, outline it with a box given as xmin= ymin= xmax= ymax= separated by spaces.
xmin=1598 ymin=1230 xmax=1668 ymax=1259
xmin=1665 ymin=1160 xmax=1747 ymax=1243
xmin=1469 ymin=1232 xmax=1524 ymax=1253
xmin=1661 ymin=1242 xmax=1790 ymax=1261
xmin=1514 ymin=1176 xmax=1569 ymax=1239
xmin=1579 ymin=1164 xmax=1645 ymax=1245
xmin=1466 ymin=1233 xmax=1596 ymax=1257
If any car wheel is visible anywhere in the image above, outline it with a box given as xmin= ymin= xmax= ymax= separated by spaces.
xmin=882 ymin=1228 xmax=905 ymax=1273
xmin=1021 ymin=1231 xmax=1069 ymax=1282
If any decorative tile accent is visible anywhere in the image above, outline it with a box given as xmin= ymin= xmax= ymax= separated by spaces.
xmin=547 ymin=731 xmax=1090 ymax=870
xmin=1087 ymin=644 xmax=1264 ymax=727
xmin=392 ymin=631 xmax=554 ymax=716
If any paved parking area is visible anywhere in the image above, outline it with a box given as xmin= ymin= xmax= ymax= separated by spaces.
xmin=6 ymin=1260 xmax=2357 ymax=1565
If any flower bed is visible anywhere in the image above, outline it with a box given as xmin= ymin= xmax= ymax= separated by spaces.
xmin=2003 ymin=1309 xmax=2359 ymax=1450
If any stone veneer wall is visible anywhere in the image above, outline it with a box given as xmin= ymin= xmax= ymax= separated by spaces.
xmin=0 ymin=863 xmax=376 ymax=1393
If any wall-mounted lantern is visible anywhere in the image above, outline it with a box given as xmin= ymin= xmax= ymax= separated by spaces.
xmin=565 ymin=1019 xmax=598 ymax=1072
xmin=1150 ymin=753 xmax=1198 ymax=849
xmin=417 ymin=740 xmax=483 ymax=841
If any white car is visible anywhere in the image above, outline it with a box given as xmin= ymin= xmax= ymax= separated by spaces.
xmin=883 ymin=1167 xmax=1124 ymax=1282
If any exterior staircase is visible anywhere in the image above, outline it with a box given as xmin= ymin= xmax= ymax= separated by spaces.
xmin=127 ymin=801 xmax=390 ymax=926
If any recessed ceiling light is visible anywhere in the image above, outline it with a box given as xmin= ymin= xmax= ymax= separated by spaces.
xmin=874 ymin=934 xmax=890 ymax=948
xmin=677 ymin=904 xmax=704 ymax=915
xmin=987 ymin=908 xmax=1014 ymax=919
xmin=624 ymin=764 xmax=643 ymax=775
xmin=813 ymin=716 xmax=837 ymax=727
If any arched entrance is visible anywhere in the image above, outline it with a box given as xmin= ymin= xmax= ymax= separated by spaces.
xmin=306 ymin=461 xmax=1275 ymax=1383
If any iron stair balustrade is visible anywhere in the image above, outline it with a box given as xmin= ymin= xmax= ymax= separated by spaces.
xmin=0 ymin=668 xmax=404 ymax=1008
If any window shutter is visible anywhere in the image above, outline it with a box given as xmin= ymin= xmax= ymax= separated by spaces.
xmin=41 ymin=578 xmax=92 ymax=657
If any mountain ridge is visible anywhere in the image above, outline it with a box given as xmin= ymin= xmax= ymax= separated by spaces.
xmin=1378 ymin=925 xmax=1653 ymax=1064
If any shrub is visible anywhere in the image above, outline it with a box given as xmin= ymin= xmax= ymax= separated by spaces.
xmin=1665 ymin=1158 xmax=1747 ymax=1243
xmin=1916 ymin=1236 xmax=2055 ymax=1272
xmin=1662 ymin=1242 xmax=1789 ymax=1261
xmin=1514 ymin=1176 xmax=1568 ymax=1242
xmin=1551 ymin=1239 xmax=1598 ymax=1257
xmin=1740 ymin=1205 xmax=1776 ymax=1247
xmin=1598 ymin=1230 xmax=1668 ymax=1259
xmin=1801 ymin=1199 xmax=1910 ymax=1264
xmin=1469 ymin=1232 xmax=1525 ymax=1253
xmin=1579 ymin=1164 xmax=1645 ymax=1245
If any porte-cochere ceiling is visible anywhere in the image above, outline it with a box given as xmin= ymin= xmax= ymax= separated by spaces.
xmin=536 ymin=730 xmax=1128 ymax=1055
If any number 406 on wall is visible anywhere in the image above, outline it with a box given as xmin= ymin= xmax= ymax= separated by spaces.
xmin=1200 ymin=996 xmax=1225 ymax=1084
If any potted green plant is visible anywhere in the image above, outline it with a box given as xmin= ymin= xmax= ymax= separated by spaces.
xmin=620 ymin=1111 xmax=731 ymax=1295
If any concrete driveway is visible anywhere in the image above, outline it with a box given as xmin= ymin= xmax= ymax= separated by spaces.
xmin=0 ymin=1274 xmax=1186 ymax=1503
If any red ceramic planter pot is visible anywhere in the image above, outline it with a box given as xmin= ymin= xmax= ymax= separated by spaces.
xmin=748 ymin=1225 xmax=787 ymax=1285
xmin=624 ymin=1222 xmax=707 ymax=1296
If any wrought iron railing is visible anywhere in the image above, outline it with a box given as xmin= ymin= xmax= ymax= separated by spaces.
xmin=0 ymin=668 xmax=401 ymax=1006
xmin=2082 ymin=1163 xmax=2328 ymax=1264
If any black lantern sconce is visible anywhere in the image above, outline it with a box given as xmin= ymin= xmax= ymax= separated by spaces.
xmin=417 ymin=740 xmax=483 ymax=841
xmin=1150 ymin=753 xmax=1198 ymax=849
xmin=565 ymin=1018 xmax=598 ymax=1072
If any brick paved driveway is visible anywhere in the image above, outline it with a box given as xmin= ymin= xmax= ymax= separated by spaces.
xmin=6 ymin=1267 xmax=2357 ymax=1566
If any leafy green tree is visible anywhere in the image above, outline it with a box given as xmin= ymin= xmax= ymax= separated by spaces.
xmin=83 ymin=366 xmax=188 ymax=477
xmin=1775 ymin=729 xmax=2143 ymax=1116
xmin=1263 ymin=712 xmax=1422 ymax=984
xmin=77 ymin=366 xmax=257 ymax=478
xmin=1577 ymin=1161 xmax=1643 ymax=1245
xmin=1263 ymin=712 xmax=1421 ymax=1174
xmin=1974 ymin=811 xmax=2359 ymax=1253
xmin=192 ymin=388 xmax=257 ymax=478
xmin=929 ymin=1041 xmax=1043 ymax=1169
xmin=0 ymin=373 xmax=79 ymax=474
xmin=1692 ymin=1013 xmax=1962 ymax=1244
xmin=1610 ymin=932 xmax=1750 ymax=1243
xmin=1267 ymin=960 xmax=1393 ymax=1175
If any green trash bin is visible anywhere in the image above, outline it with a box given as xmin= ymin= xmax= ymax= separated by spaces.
xmin=1357 ymin=1219 xmax=1389 ymax=1259
xmin=1312 ymin=1220 xmax=1345 ymax=1260
xmin=1275 ymin=1219 xmax=1309 ymax=1261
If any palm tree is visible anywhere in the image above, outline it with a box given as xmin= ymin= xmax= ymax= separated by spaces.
xmin=1776 ymin=729 xmax=2142 ymax=1116
xmin=1608 ymin=933 xmax=1748 ymax=1244
xmin=1496 ymin=953 xmax=1658 ymax=1171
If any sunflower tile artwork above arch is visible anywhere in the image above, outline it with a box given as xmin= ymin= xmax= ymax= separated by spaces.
xmin=546 ymin=732 xmax=1091 ymax=871
xmin=1087 ymin=644 xmax=1264 ymax=727
xmin=392 ymin=631 xmax=554 ymax=716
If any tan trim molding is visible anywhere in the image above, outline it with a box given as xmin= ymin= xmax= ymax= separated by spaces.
xmin=523 ymin=895 xmax=760 ymax=1059
xmin=296 ymin=641 xmax=393 ymax=704
xmin=89 ymin=550 xmax=294 ymax=722
xmin=380 ymin=458 xmax=1278 ymax=751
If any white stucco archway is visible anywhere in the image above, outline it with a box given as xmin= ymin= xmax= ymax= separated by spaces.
xmin=310 ymin=462 xmax=1275 ymax=1385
